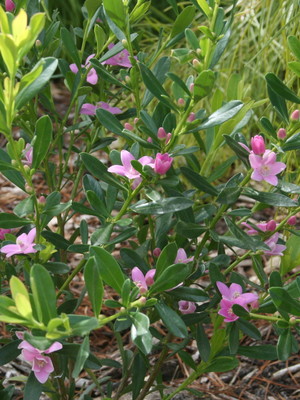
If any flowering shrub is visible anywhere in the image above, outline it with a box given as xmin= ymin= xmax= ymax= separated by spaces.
xmin=0 ymin=1 xmax=300 ymax=399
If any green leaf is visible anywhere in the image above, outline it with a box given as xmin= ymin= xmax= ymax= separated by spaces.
xmin=0 ymin=213 xmax=32 ymax=228
xmin=243 ymin=188 xmax=297 ymax=208
xmin=24 ymin=372 xmax=43 ymax=400
xmin=196 ymin=0 xmax=212 ymax=17
xmin=96 ymin=108 xmax=123 ymax=135
xmin=155 ymin=242 xmax=177 ymax=276
xmin=223 ymin=135 xmax=250 ymax=167
xmin=252 ymin=255 xmax=268 ymax=285
xmin=280 ymin=232 xmax=300 ymax=276
xmin=181 ymin=167 xmax=218 ymax=196
xmin=196 ymin=324 xmax=210 ymax=362
xmin=149 ymin=263 xmax=192 ymax=294
xmin=84 ymin=257 xmax=104 ymax=317
xmin=269 ymin=287 xmax=300 ymax=316
xmin=282 ymin=132 xmax=300 ymax=152
xmin=190 ymin=101 xmax=243 ymax=132
xmin=225 ymin=217 xmax=266 ymax=252
xmin=265 ymin=73 xmax=300 ymax=104
xmin=288 ymin=61 xmax=300 ymax=77
xmin=170 ymin=286 xmax=208 ymax=302
xmin=86 ymin=190 xmax=109 ymax=218
xmin=176 ymin=220 xmax=207 ymax=239
xmin=237 ymin=319 xmax=261 ymax=340
xmin=131 ymin=312 xmax=152 ymax=354
xmin=72 ymin=336 xmax=90 ymax=378
xmin=32 ymin=115 xmax=52 ymax=169
xmin=89 ymin=58 xmax=129 ymax=89
xmin=15 ymin=58 xmax=58 ymax=110
xmin=131 ymin=197 xmax=193 ymax=215
xmin=238 ymin=345 xmax=277 ymax=360
xmin=103 ymin=0 xmax=126 ymax=30
xmin=277 ymin=329 xmax=292 ymax=361
xmin=0 ymin=340 xmax=21 ymax=366
xmin=90 ymin=247 xmax=125 ymax=294
xmin=204 ymin=356 xmax=238 ymax=373
xmin=41 ymin=231 xmax=70 ymax=250
xmin=84 ymin=0 xmax=101 ymax=19
xmin=267 ymin=84 xmax=289 ymax=123
xmin=170 ymin=6 xmax=195 ymax=38
xmin=155 ymin=301 xmax=188 ymax=338
xmin=194 ymin=70 xmax=215 ymax=102
xmin=228 ymin=322 xmax=239 ymax=354
xmin=14 ymin=197 xmax=34 ymax=218
xmin=30 ymin=264 xmax=57 ymax=325
xmin=288 ymin=35 xmax=300 ymax=60
xmin=60 ymin=27 xmax=80 ymax=66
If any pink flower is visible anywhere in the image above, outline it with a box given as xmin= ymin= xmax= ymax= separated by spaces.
xmin=178 ymin=300 xmax=196 ymax=314
xmin=22 ymin=143 xmax=33 ymax=166
xmin=217 ymin=281 xmax=258 ymax=322
xmin=175 ymin=248 xmax=194 ymax=264
xmin=0 ymin=227 xmax=37 ymax=258
xmin=5 ymin=0 xmax=15 ymax=11
xmin=249 ymin=150 xmax=286 ymax=185
xmin=154 ymin=153 xmax=173 ymax=175
xmin=264 ymin=233 xmax=286 ymax=256
xmin=107 ymin=150 xmax=154 ymax=188
xmin=153 ymin=247 xmax=161 ymax=258
xmin=251 ymin=135 xmax=265 ymax=155
xmin=70 ymin=54 xmax=98 ymax=85
xmin=188 ymin=112 xmax=196 ymax=122
xmin=102 ymin=44 xmax=132 ymax=68
xmin=80 ymin=102 xmax=122 ymax=115
xmin=0 ymin=228 xmax=11 ymax=240
xmin=18 ymin=339 xmax=62 ymax=383
xmin=291 ymin=109 xmax=300 ymax=121
xmin=287 ymin=216 xmax=297 ymax=225
xmin=157 ymin=127 xmax=167 ymax=139
xmin=132 ymin=267 xmax=156 ymax=293
xmin=242 ymin=220 xmax=277 ymax=235
xmin=277 ymin=128 xmax=287 ymax=140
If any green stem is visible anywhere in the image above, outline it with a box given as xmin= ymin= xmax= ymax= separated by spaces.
xmin=113 ymin=182 xmax=144 ymax=223
xmin=56 ymin=258 xmax=86 ymax=298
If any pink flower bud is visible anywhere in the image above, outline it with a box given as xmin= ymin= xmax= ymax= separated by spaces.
xmin=177 ymin=98 xmax=185 ymax=106
xmin=192 ymin=59 xmax=201 ymax=68
xmin=287 ymin=216 xmax=297 ymax=225
xmin=153 ymin=248 xmax=161 ymax=258
xmin=277 ymin=128 xmax=287 ymax=139
xmin=147 ymin=137 xmax=153 ymax=143
xmin=124 ymin=122 xmax=134 ymax=131
xmin=5 ymin=0 xmax=15 ymax=11
xmin=134 ymin=118 xmax=139 ymax=124
xmin=165 ymin=132 xmax=172 ymax=145
xmin=39 ymin=196 xmax=46 ymax=204
xmin=178 ymin=300 xmax=196 ymax=314
xmin=157 ymin=127 xmax=167 ymax=139
xmin=188 ymin=112 xmax=196 ymax=122
xmin=251 ymin=135 xmax=266 ymax=155
xmin=291 ymin=110 xmax=300 ymax=121
xmin=154 ymin=153 xmax=173 ymax=175
xmin=189 ymin=83 xmax=194 ymax=92
xmin=266 ymin=220 xmax=276 ymax=231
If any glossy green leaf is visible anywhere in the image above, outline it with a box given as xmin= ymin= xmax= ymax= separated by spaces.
xmin=237 ymin=319 xmax=261 ymax=340
xmin=155 ymin=301 xmax=188 ymax=338
xmin=32 ymin=115 xmax=52 ymax=169
xmin=282 ymin=133 xmax=300 ymax=151
xmin=142 ymin=57 xmax=171 ymax=107
xmin=288 ymin=61 xmax=300 ymax=77
xmin=60 ymin=27 xmax=80 ymax=66
xmin=267 ymin=84 xmax=289 ymax=123
xmin=194 ymin=70 xmax=215 ymax=101
xmin=277 ymin=329 xmax=292 ymax=361
xmin=149 ymin=263 xmax=192 ymax=294
xmin=0 ymin=213 xmax=32 ymax=228
xmin=155 ymin=242 xmax=177 ymax=277
xmin=30 ymin=264 xmax=57 ymax=324
xmin=0 ymin=340 xmax=21 ymax=366
xmin=181 ymin=167 xmax=218 ymax=195
xmin=266 ymin=73 xmax=300 ymax=104
xmin=15 ymin=58 xmax=58 ymax=110
xmin=103 ymin=0 xmax=126 ymax=30
xmin=280 ymin=232 xmax=300 ymax=276
xmin=131 ymin=197 xmax=193 ymax=215
xmin=170 ymin=6 xmax=195 ymax=38
xmin=243 ymin=188 xmax=297 ymax=207
xmin=176 ymin=220 xmax=206 ymax=239
xmin=196 ymin=324 xmax=210 ymax=362
xmin=228 ymin=322 xmax=239 ymax=354
xmin=288 ymin=35 xmax=300 ymax=60
xmin=24 ymin=372 xmax=43 ymax=400
xmin=84 ymin=257 xmax=104 ymax=317
xmin=72 ymin=336 xmax=90 ymax=378
xmin=269 ymin=287 xmax=300 ymax=316
xmin=90 ymin=247 xmax=125 ymax=294
xmin=238 ymin=345 xmax=277 ymax=360
xmin=204 ymin=356 xmax=238 ymax=372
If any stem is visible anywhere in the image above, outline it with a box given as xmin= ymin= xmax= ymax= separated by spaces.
xmin=113 ymin=182 xmax=144 ymax=222
xmin=56 ymin=258 xmax=86 ymax=298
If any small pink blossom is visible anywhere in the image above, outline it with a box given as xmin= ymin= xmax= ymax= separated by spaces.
xmin=102 ymin=44 xmax=133 ymax=68
xmin=264 ymin=232 xmax=286 ymax=256
xmin=80 ymin=102 xmax=122 ymax=115
xmin=0 ymin=228 xmax=11 ymax=240
xmin=187 ymin=112 xmax=196 ymax=122
xmin=291 ymin=109 xmax=300 ymax=120
xmin=178 ymin=98 xmax=185 ymax=106
xmin=217 ymin=281 xmax=258 ymax=322
xmin=5 ymin=0 xmax=15 ymax=11
xmin=153 ymin=247 xmax=161 ymax=258
xmin=147 ymin=137 xmax=153 ymax=143
xmin=70 ymin=54 xmax=98 ymax=85
xmin=287 ymin=216 xmax=297 ymax=225
xmin=157 ymin=127 xmax=167 ymax=140
xmin=107 ymin=150 xmax=154 ymax=188
xmin=22 ymin=143 xmax=33 ymax=166
xmin=249 ymin=150 xmax=286 ymax=185
xmin=18 ymin=339 xmax=62 ymax=383
xmin=277 ymin=128 xmax=287 ymax=140
xmin=242 ymin=220 xmax=277 ymax=235
xmin=166 ymin=133 xmax=172 ymax=145
xmin=0 ymin=228 xmax=37 ymax=258
xmin=154 ymin=153 xmax=173 ymax=175
xmin=124 ymin=123 xmax=134 ymax=131
xmin=175 ymin=248 xmax=194 ymax=264
xmin=178 ymin=300 xmax=196 ymax=314
xmin=132 ymin=267 xmax=156 ymax=293
xmin=251 ymin=135 xmax=265 ymax=155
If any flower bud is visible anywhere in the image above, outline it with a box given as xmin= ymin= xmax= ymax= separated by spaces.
xmin=124 ymin=122 xmax=134 ymax=131
xmin=178 ymin=300 xmax=196 ymax=314
xmin=154 ymin=153 xmax=173 ymax=175
xmin=165 ymin=132 xmax=172 ymax=145
xmin=291 ymin=110 xmax=300 ymax=121
xmin=189 ymin=83 xmax=194 ymax=92
xmin=250 ymin=135 xmax=265 ymax=155
xmin=157 ymin=127 xmax=167 ymax=139
xmin=153 ymin=247 xmax=161 ymax=258
xmin=177 ymin=98 xmax=185 ymax=106
xmin=277 ymin=128 xmax=286 ymax=139
xmin=5 ymin=0 xmax=15 ymax=12
xmin=121 ymin=39 xmax=128 ymax=49
xmin=192 ymin=59 xmax=201 ymax=70
xmin=39 ymin=196 xmax=46 ymax=204
xmin=188 ymin=112 xmax=196 ymax=122
xmin=35 ymin=39 xmax=42 ymax=48
xmin=147 ymin=137 xmax=153 ymax=143
xmin=287 ymin=216 xmax=297 ymax=226
xmin=266 ymin=220 xmax=276 ymax=231
xmin=134 ymin=118 xmax=139 ymax=124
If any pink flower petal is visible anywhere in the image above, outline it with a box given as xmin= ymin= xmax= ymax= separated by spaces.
xmin=107 ymin=165 xmax=126 ymax=176
xmin=120 ymin=150 xmax=135 ymax=171
xmin=69 ymin=63 xmax=79 ymax=74
xmin=263 ymin=174 xmax=278 ymax=185
xmin=44 ymin=341 xmax=63 ymax=354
